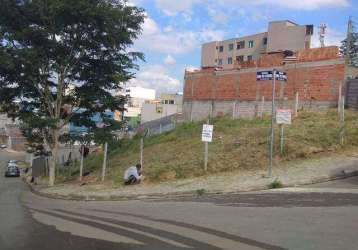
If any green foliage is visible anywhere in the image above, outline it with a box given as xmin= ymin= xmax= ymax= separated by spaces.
xmin=196 ymin=189 xmax=207 ymax=196
xmin=340 ymin=21 xmax=358 ymax=67
xmin=269 ymin=179 xmax=283 ymax=189
xmin=0 ymin=0 xmax=145 ymax=148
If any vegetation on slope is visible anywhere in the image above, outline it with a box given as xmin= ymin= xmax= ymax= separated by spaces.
xmin=60 ymin=109 xmax=358 ymax=185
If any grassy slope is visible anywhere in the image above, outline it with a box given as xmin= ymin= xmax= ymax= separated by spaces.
xmin=79 ymin=109 xmax=358 ymax=185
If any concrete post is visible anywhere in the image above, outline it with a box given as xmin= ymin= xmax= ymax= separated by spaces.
xmin=294 ymin=92 xmax=299 ymax=117
xmin=260 ymin=96 xmax=265 ymax=118
xmin=101 ymin=142 xmax=108 ymax=182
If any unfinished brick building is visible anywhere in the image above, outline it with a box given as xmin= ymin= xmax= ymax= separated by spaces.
xmin=183 ymin=46 xmax=348 ymax=121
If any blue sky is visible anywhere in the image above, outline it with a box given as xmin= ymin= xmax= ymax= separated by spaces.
xmin=129 ymin=0 xmax=357 ymax=95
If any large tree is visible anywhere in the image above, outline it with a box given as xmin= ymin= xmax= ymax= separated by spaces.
xmin=0 ymin=0 xmax=145 ymax=185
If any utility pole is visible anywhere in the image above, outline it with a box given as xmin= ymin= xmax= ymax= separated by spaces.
xmin=319 ymin=23 xmax=327 ymax=48
xmin=344 ymin=17 xmax=353 ymax=88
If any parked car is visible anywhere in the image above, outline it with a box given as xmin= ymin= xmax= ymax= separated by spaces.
xmin=4 ymin=166 xmax=20 ymax=177
xmin=0 ymin=144 xmax=7 ymax=149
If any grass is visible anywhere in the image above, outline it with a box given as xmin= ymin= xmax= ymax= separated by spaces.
xmin=59 ymin=109 xmax=358 ymax=186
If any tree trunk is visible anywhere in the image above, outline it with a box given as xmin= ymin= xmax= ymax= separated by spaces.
xmin=49 ymin=129 xmax=59 ymax=186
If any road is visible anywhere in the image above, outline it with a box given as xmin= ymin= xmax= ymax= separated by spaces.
xmin=1 ymin=150 xmax=358 ymax=250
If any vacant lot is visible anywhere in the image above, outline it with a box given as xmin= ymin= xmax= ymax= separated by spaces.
xmin=60 ymin=109 xmax=358 ymax=185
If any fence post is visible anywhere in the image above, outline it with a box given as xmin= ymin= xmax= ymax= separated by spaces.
xmin=260 ymin=96 xmax=265 ymax=118
xmin=101 ymin=142 xmax=108 ymax=182
xmin=140 ymin=138 xmax=144 ymax=168
xmin=159 ymin=123 xmax=162 ymax=134
xmin=232 ymin=101 xmax=236 ymax=119
xmin=339 ymin=96 xmax=345 ymax=145
xmin=338 ymin=84 xmax=342 ymax=114
xmin=294 ymin=92 xmax=299 ymax=117
xmin=79 ymin=145 xmax=84 ymax=181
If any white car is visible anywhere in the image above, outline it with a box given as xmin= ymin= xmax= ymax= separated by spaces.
xmin=0 ymin=144 xmax=7 ymax=149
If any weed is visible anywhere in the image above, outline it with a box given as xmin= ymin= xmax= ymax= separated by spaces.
xmin=269 ymin=179 xmax=283 ymax=189
xmin=196 ymin=188 xmax=206 ymax=196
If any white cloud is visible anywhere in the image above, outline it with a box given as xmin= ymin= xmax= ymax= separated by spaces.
xmin=164 ymin=55 xmax=176 ymax=65
xmin=130 ymin=65 xmax=181 ymax=94
xmin=264 ymin=0 xmax=349 ymax=10
xmin=135 ymin=17 xmax=225 ymax=54
xmin=185 ymin=65 xmax=200 ymax=72
xmin=155 ymin=0 xmax=199 ymax=16
xmin=153 ymin=0 xmax=349 ymax=15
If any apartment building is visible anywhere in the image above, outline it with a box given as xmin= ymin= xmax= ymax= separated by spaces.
xmin=141 ymin=93 xmax=183 ymax=123
xmin=201 ymin=20 xmax=313 ymax=69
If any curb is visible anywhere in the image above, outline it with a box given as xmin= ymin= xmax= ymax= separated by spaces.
xmin=26 ymin=169 xmax=358 ymax=202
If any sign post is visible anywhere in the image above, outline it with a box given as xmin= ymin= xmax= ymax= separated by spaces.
xmin=257 ymin=69 xmax=287 ymax=177
xmin=276 ymin=109 xmax=292 ymax=156
xmin=202 ymin=122 xmax=213 ymax=171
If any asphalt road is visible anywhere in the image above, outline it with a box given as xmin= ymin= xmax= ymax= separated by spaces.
xmin=1 ymin=150 xmax=358 ymax=250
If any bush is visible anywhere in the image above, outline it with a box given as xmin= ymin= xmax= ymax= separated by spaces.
xmin=269 ymin=179 xmax=283 ymax=189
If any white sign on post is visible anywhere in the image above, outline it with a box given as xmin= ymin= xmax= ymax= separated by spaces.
xmin=202 ymin=124 xmax=214 ymax=142
xmin=276 ymin=109 xmax=292 ymax=125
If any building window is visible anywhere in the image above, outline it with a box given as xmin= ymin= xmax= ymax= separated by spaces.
xmin=228 ymin=57 xmax=233 ymax=64
xmin=169 ymin=100 xmax=175 ymax=104
xmin=248 ymin=40 xmax=254 ymax=48
xmin=247 ymin=55 xmax=253 ymax=62
xmin=228 ymin=43 xmax=234 ymax=51
xmin=218 ymin=59 xmax=223 ymax=65
xmin=263 ymin=37 xmax=267 ymax=45
xmin=236 ymin=55 xmax=244 ymax=63
xmin=237 ymin=41 xmax=245 ymax=49
xmin=219 ymin=46 xmax=224 ymax=52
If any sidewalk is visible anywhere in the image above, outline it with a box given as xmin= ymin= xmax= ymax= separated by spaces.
xmin=30 ymin=152 xmax=358 ymax=201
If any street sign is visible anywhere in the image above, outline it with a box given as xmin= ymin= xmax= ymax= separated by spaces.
xmin=256 ymin=71 xmax=273 ymax=81
xmin=276 ymin=109 xmax=292 ymax=125
xmin=275 ymin=71 xmax=287 ymax=81
xmin=257 ymin=71 xmax=287 ymax=81
xmin=202 ymin=124 xmax=213 ymax=142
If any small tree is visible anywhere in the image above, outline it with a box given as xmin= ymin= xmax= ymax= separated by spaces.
xmin=0 ymin=0 xmax=145 ymax=186
xmin=340 ymin=21 xmax=358 ymax=67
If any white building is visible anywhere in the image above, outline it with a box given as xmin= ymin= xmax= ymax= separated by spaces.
xmin=114 ymin=86 xmax=156 ymax=121
xmin=141 ymin=93 xmax=183 ymax=123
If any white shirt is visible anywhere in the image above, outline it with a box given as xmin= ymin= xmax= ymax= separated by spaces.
xmin=124 ymin=166 xmax=141 ymax=181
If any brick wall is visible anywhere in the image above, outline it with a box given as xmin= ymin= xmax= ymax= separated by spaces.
xmin=183 ymin=47 xmax=345 ymax=121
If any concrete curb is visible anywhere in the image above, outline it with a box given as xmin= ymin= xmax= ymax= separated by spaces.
xmin=26 ymin=169 xmax=358 ymax=202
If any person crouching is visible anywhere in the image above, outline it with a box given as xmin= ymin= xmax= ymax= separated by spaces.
xmin=124 ymin=163 xmax=142 ymax=185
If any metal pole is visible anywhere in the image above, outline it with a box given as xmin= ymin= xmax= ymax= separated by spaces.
xmin=204 ymin=118 xmax=209 ymax=171
xmin=204 ymin=142 xmax=208 ymax=171
xmin=79 ymin=145 xmax=84 ymax=181
xmin=101 ymin=142 xmax=108 ymax=182
xmin=280 ymin=125 xmax=284 ymax=156
xmin=269 ymin=69 xmax=276 ymax=177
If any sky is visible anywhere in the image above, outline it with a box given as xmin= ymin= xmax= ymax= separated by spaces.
xmin=128 ymin=0 xmax=358 ymax=95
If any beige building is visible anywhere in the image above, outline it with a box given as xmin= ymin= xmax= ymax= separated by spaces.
xmin=201 ymin=20 xmax=313 ymax=69
xmin=141 ymin=93 xmax=183 ymax=123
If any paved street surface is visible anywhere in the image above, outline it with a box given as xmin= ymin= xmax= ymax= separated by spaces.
xmin=1 ymin=150 xmax=358 ymax=250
